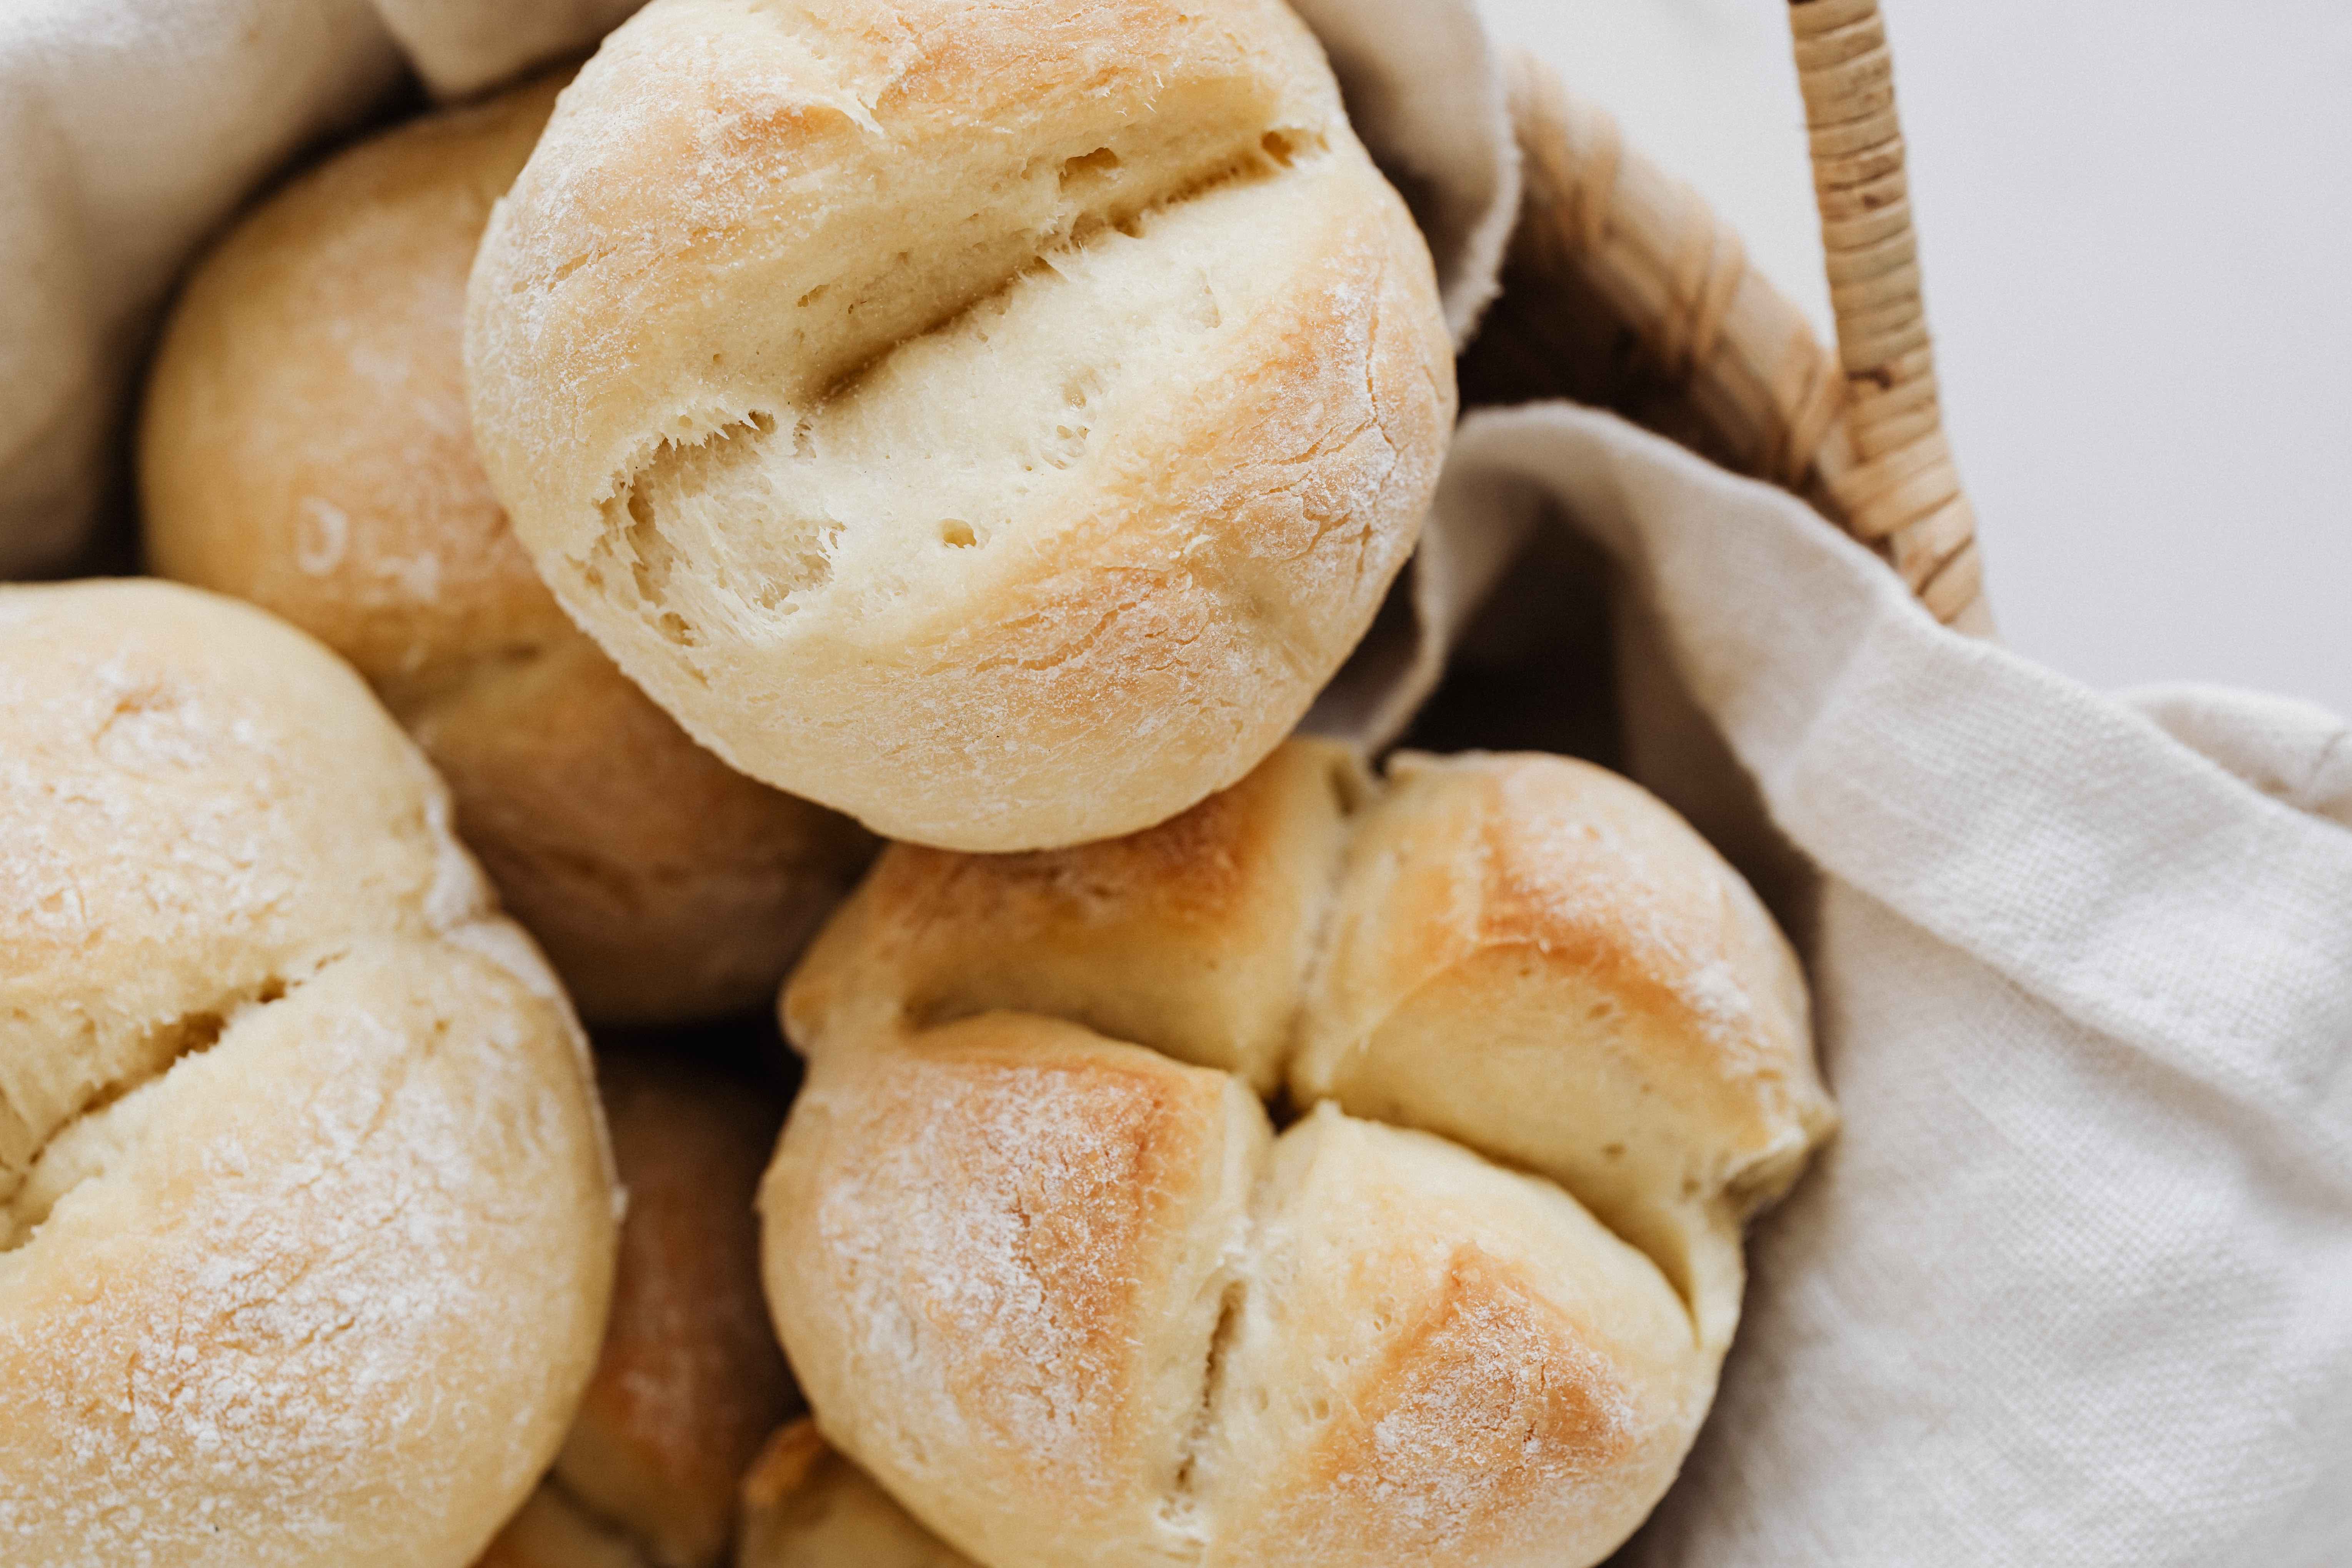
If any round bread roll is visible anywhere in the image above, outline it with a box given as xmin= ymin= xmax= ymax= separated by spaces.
xmin=762 ymin=740 xmax=1836 ymax=1568
xmin=0 ymin=580 xmax=618 ymax=1568
xmin=140 ymin=72 xmax=876 ymax=1025
xmin=477 ymin=1049 xmax=798 ymax=1568
xmin=463 ymin=0 xmax=1457 ymax=852
xmin=737 ymin=1421 xmax=977 ymax=1568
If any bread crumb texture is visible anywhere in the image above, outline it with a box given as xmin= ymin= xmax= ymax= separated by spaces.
xmin=764 ymin=738 xmax=1836 ymax=1568
xmin=0 ymin=581 xmax=617 ymax=1568
xmin=465 ymin=0 xmax=1456 ymax=850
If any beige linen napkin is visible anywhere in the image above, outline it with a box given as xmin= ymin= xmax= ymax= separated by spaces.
xmin=1432 ymin=402 xmax=2352 ymax=1568
xmin=0 ymin=0 xmax=399 ymax=575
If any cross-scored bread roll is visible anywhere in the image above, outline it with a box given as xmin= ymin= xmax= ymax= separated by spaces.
xmin=737 ymin=1421 xmax=978 ymax=1568
xmin=477 ymin=1050 xmax=799 ymax=1568
xmin=0 ymin=580 xmax=618 ymax=1568
xmin=140 ymin=72 xmax=875 ymax=1025
xmin=463 ymin=0 xmax=1456 ymax=852
xmin=762 ymin=739 xmax=1835 ymax=1567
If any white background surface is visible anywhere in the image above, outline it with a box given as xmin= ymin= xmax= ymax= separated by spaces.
xmin=1474 ymin=0 xmax=2352 ymax=718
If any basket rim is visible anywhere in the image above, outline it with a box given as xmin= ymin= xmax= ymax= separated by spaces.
xmin=1476 ymin=9 xmax=1991 ymax=637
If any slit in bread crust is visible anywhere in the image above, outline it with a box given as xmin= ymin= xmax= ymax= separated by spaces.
xmin=0 ymin=967 xmax=315 ymax=1250
xmin=583 ymin=127 xmax=1337 ymax=651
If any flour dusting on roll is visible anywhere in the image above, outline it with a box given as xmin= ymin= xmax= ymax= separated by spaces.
xmin=762 ymin=739 xmax=1835 ymax=1568
xmin=0 ymin=580 xmax=617 ymax=1568
xmin=465 ymin=0 xmax=1456 ymax=851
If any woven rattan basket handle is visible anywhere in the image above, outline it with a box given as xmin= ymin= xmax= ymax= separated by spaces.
xmin=1461 ymin=25 xmax=1995 ymax=632
xmin=1790 ymin=0 xmax=1992 ymax=633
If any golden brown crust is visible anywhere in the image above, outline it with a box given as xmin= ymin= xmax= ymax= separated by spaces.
xmin=1293 ymin=752 xmax=1837 ymax=1345
xmin=141 ymin=73 xmax=572 ymax=698
xmin=784 ymin=738 xmax=1364 ymax=1090
xmin=540 ymin=1052 xmax=800 ymax=1568
xmin=762 ymin=1014 xmax=1267 ymax=1566
xmin=0 ymin=580 xmax=617 ymax=1568
xmin=1194 ymin=1109 xmax=1711 ymax=1568
xmin=740 ymin=1421 xmax=831 ymax=1518
xmin=1239 ymin=1255 xmax=1645 ymax=1562
xmin=465 ymin=0 xmax=1455 ymax=851
xmin=413 ymin=640 xmax=875 ymax=1022
xmin=762 ymin=740 xmax=1833 ymax=1567
xmin=474 ymin=1050 xmax=798 ymax=1568
xmin=139 ymin=70 xmax=873 ymax=1025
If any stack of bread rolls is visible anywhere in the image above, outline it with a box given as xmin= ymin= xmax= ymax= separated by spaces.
xmin=140 ymin=70 xmax=875 ymax=1026
xmin=1 ymin=0 xmax=1834 ymax=1563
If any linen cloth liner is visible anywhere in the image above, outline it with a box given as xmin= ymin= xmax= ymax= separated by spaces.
xmin=1434 ymin=404 xmax=2352 ymax=1568
xmin=7 ymin=0 xmax=2350 ymax=1563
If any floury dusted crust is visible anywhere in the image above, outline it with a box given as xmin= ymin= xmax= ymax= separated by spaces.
xmin=464 ymin=0 xmax=1456 ymax=851
xmin=0 ymin=581 xmax=618 ymax=1568
xmin=761 ymin=739 xmax=1836 ymax=1568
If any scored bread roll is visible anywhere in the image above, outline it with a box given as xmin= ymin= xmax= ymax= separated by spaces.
xmin=0 ymin=580 xmax=618 ymax=1568
xmin=140 ymin=71 xmax=875 ymax=1025
xmin=464 ymin=0 xmax=1457 ymax=852
xmin=476 ymin=1049 xmax=798 ymax=1568
xmin=737 ymin=1421 xmax=978 ymax=1568
xmin=763 ymin=738 xmax=1835 ymax=1568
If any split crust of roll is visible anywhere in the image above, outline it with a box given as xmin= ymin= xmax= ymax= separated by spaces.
xmin=0 ymin=580 xmax=618 ymax=1568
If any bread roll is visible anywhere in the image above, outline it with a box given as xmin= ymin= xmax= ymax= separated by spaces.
xmin=0 ymin=580 xmax=618 ymax=1568
xmin=464 ymin=0 xmax=1456 ymax=851
xmin=476 ymin=1050 xmax=799 ymax=1568
xmin=140 ymin=72 xmax=875 ymax=1025
xmin=763 ymin=739 xmax=1835 ymax=1567
xmin=736 ymin=1421 xmax=978 ymax=1568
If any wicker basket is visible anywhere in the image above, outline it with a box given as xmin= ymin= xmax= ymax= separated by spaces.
xmin=1458 ymin=0 xmax=1993 ymax=637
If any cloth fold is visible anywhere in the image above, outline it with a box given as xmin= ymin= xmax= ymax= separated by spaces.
xmin=1430 ymin=403 xmax=2352 ymax=1568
